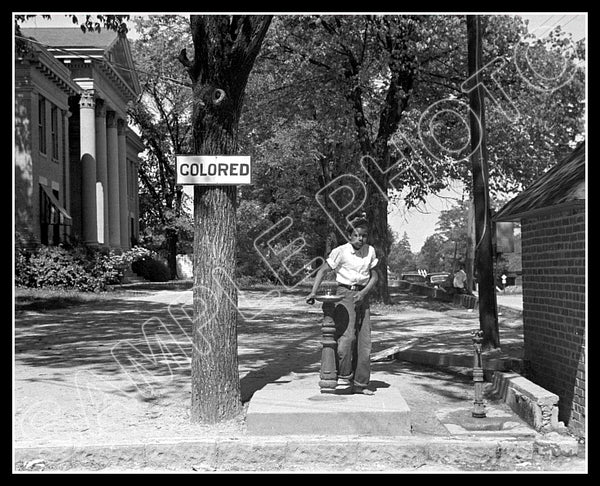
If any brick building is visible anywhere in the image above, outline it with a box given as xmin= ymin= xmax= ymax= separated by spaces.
xmin=15 ymin=27 xmax=144 ymax=250
xmin=494 ymin=142 xmax=586 ymax=435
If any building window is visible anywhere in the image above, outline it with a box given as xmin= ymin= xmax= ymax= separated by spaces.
xmin=62 ymin=111 xmax=67 ymax=165
xmin=39 ymin=184 xmax=72 ymax=246
xmin=51 ymin=106 xmax=59 ymax=162
xmin=129 ymin=160 xmax=136 ymax=196
xmin=38 ymin=95 xmax=47 ymax=155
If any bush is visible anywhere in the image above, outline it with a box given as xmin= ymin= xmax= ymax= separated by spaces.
xmin=131 ymin=256 xmax=171 ymax=282
xmin=15 ymin=245 xmax=117 ymax=291
xmin=14 ymin=244 xmax=157 ymax=292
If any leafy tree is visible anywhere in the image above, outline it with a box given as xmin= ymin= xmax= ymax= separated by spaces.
xmin=239 ymin=14 xmax=584 ymax=304
xmin=388 ymin=231 xmax=416 ymax=274
xmin=15 ymin=14 xmax=129 ymax=55
xmin=416 ymin=233 xmax=447 ymax=273
xmin=435 ymin=198 xmax=470 ymax=271
xmin=240 ymin=18 xmax=365 ymax=265
xmin=256 ymin=15 xmax=457 ymax=303
xmin=128 ymin=15 xmax=195 ymax=278
xmin=481 ymin=22 xmax=586 ymax=196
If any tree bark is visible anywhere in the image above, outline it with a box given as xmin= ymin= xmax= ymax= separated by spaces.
xmin=466 ymin=15 xmax=499 ymax=350
xmin=182 ymin=14 xmax=272 ymax=423
xmin=192 ymin=184 xmax=241 ymax=422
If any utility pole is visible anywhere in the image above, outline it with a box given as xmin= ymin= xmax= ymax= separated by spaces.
xmin=464 ymin=15 xmax=499 ymax=350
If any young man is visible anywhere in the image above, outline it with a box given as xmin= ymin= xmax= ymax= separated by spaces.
xmin=306 ymin=217 xmax=379 ymax=395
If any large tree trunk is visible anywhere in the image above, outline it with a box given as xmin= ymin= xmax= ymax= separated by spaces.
xmin=363 ymin=164 xmax=391 ymax=304
xmin=466 ymin=15 xmax=499 ymax=350
xmin=192 ymin=184 xmax=241 ymax=422
xmin=181 ymin=15 xmax=272 ymax=423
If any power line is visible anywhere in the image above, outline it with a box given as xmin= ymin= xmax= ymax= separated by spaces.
xmin=538 ymin=15 xmax=554 ymax=28
xmin=562 ymin=15 xmax=580 ymax=29
xmin=546 ymin=14 xmax=568 ymax=33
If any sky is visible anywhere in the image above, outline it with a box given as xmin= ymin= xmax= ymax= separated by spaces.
xmin=16 ymin=12 xmax=587 ymax=252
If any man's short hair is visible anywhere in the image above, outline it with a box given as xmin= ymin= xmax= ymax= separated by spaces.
xmin=346 ymin=216 xmax=369 ymax=234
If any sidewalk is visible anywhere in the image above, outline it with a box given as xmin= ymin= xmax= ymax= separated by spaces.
xmin=13 ymin=285 xmax=585 ymax=472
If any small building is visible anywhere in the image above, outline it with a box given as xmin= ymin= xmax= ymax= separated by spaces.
xmin=15 ymin=27 xmax=144 ymax=250
xmin=494 ymin=141 xmax=586 ymax=436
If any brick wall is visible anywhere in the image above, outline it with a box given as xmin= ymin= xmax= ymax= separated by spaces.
xmin=520 ymin=206 xmax=586 ymax=436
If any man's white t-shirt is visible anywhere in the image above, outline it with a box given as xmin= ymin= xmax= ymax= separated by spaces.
xmin=326 ymin=242 xmax=379 ymax=286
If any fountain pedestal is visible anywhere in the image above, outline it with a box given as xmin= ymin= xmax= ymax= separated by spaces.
xmin=316 ymin=295 xmax=343 ymax=393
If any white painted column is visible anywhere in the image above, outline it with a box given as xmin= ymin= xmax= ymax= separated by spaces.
xmin=117 ymin=119 xmax=129 ymax=249
xmin=95 ymin=99 xmax=109 ymax=245
xmin=106 ymin=110 xmax=121 ymax=248
xmin=79 ymin=90 xmax=98 ymax=245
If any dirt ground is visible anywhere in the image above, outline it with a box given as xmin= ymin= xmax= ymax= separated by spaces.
xmin=14 ymin=285 xmax=530 ymax=450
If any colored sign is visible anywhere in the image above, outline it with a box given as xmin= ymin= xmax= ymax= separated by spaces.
xmin=176 ymin=155 xmax=252 ymax=185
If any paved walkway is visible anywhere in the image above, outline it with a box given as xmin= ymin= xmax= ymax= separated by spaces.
xmin=13 ymin=285 xmax=585 ymax=472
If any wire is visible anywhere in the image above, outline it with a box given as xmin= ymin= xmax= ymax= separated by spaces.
xmin=561 ymin=15 xmax=580 ymax=29
xmin=15 ymin=33 xmax=193 ymax=89
xmin=544 ymin=15 xmax=568 ymax=34
xmin=537 ymin=15 xmax=554 ymax=28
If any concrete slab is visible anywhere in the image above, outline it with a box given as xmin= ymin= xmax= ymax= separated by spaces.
xmin=246 ymin=372 xmax=412 ymax=436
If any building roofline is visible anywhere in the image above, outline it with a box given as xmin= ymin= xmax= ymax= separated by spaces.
xmin=16 ymin=40 xmax=81 ymax=96
xmin=494 ymin=199 xmax=585 ymax=222
xmin=493 ymin=142 xmax=585 ymax=221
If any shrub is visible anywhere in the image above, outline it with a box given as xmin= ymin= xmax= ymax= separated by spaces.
xmin=258 ymin=242 xmax=310 ymax=286
xmin=131 ymin=255 xmax=171 ymax=282
xmin=14 ymin=244 xmax=157 ymax=292
xmin=15 ymin=245 xmax=101 ymax=291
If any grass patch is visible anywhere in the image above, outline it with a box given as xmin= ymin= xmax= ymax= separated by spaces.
xmin=14 ymin=287 xmax=131 ymax=312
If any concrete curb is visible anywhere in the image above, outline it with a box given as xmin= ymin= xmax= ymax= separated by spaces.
xmin=15 ymin=434 xmax=570 ymax=472
xmin=489 ymin=371 xmax=562 ymax=432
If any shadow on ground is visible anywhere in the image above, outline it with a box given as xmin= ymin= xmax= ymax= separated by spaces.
xmin=14 ymin=286 xmax=524 ymax=408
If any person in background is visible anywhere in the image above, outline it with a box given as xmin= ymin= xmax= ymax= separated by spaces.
xmin=453 ymin=264 xmax=468 ymax=295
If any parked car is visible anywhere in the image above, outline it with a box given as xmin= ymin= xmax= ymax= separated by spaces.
xmin=425 ymin=272 xmax=451 ymax=288
xmin=400 ymin=272 xmax=427 ymax=284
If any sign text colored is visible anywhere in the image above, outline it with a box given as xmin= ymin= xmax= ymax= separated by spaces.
xmin=176 ymin=155 xmax=252 ymax=185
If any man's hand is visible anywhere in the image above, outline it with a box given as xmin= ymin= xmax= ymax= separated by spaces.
xmin=306 ymin=292 xmax=316 ymax=305
xmin=353 ymin=291 xmax=366 ymax=303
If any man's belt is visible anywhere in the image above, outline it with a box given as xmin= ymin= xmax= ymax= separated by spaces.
xmin=338 ymin=283 xmax=366 ymax=291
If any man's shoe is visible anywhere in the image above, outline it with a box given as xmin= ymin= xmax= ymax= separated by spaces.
xmin=352 ymin=386 xmax=374 ymax=395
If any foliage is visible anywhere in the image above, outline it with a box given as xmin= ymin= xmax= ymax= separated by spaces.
xmin=236 ymin=199 xmax=317 ymax=285
xmin=15 ymin=244 xmax=156 ymax=291
xmin=416 ymin=233 xmax=449 ymax=273
xmin=388 ymin=231 xmax=417 ymax=274
xmin=15 ymin=14 xmax=129 ymax=56
xmin=131 ymin=255 xmax=172 ymax=282
xmin=434 ymin=198 xmax=471 ymax=268
xmin=128 ymin=15 xmax=195 ymax=277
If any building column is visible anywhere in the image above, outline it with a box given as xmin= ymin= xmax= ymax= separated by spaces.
xmin=117 ymin=119 xmax=129 ymax=250
xmin=79 ymin=90 xmax=97 ymax=245
xmin=106 ymin=110 xmax=121 ymax=248
xmin=95 ymin=99 xmax=109 ymax=246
